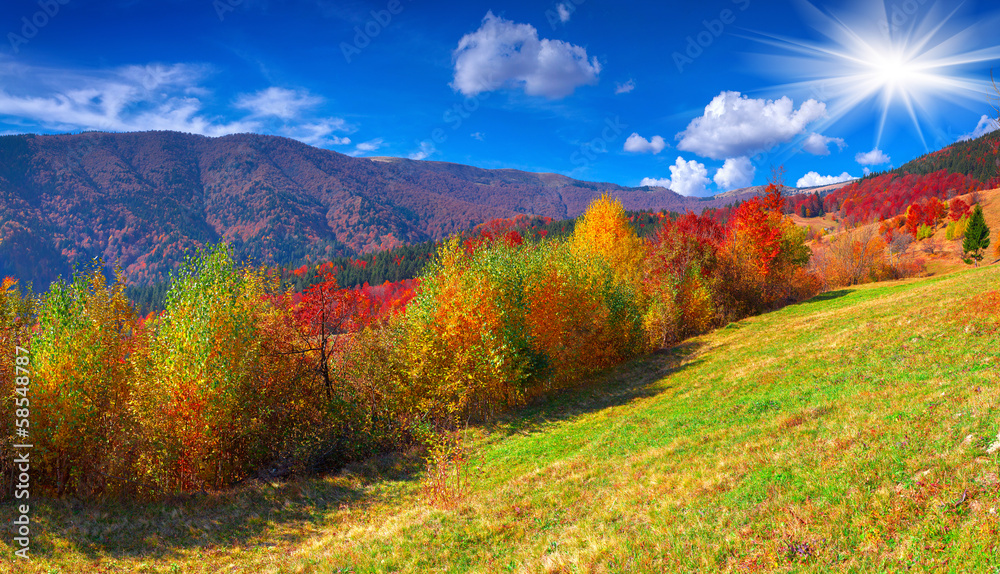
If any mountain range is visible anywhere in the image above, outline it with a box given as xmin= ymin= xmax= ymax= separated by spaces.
xmin=0 ymin=131 xmax=773 ymax=288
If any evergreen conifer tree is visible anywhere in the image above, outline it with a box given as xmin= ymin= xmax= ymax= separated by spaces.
xmin=962 ymin=204 xmax=991 ymax=265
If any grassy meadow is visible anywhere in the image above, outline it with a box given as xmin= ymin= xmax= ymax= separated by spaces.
xmin=4 ymin=262 xmax=1000 ymax=573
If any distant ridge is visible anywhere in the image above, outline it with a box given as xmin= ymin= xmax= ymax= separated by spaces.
xmin=0 ymin=131 xmax=762 ymax=288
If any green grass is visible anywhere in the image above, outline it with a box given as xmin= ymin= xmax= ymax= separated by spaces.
xmin=5 ymin=266 xmax=1000 ymax=573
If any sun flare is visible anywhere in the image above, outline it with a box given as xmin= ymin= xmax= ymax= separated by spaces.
xmin=749 ymin=0 xmax=1000 ymax=150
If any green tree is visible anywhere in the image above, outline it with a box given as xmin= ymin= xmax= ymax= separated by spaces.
xmin=962 ymin=204 xmax=991 ymax=265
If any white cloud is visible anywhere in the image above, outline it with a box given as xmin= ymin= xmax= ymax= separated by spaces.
xmin=802 ymin=132 xmax=846 ymax=155
xmin=959 ymin=114 xmax=1000 ymax=141
xmin=235 ymin=88 xmax=353 ymax=148
xmin=235 ymin=87 xmax=322 ymax=120
xmin=623 ymin=132 xmax=665 ymax=154
xmin=0 ymin=62 xmax=257 ymax=136
xmin=471 ymin=131 xmax=485 ymax=141
xmin=409 ymin=140 xmax=436 ymax=160
xmin=349 ymin=138 xmax=384 ymax=156
xmin=280 ymin=119 xmax=351 ymax=147
xmin=796 ymin=171 xmax=855 ymax=188
xmin=713 ymin=156 xmax=755 ymax=190
xmin=855 ymin=148 xmax=891 ymax=165
xmin=676 ymin=91 xmax=827 ymax=160
xmin=557 ymin=2 xmax=572 ymax=22
xmin=0 ymin=62 xmax=354 ymax=149
xmin=615 ymin=79 xmax=635 ymax=94
xmin=640 ymin=156 xmax=710 ymax=196
xmin=640 ymin=177 xmax=671 ymax=188
xmin=451 ymin=11 xmax=601 ymax=99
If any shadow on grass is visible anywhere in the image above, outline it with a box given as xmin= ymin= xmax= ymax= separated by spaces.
xmin=0 ymin=449 xmax=424 ymax=563
xmin=806 ymin=289 xmax=852 ymax=303
xmin=484 ymin=340 xmax=706 ymax=438
xmin=773 ymin=288 xmax=855 ymax=316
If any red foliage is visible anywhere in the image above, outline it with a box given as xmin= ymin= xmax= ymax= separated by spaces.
xmin=823 ymin=169 xmax=984 ymax=225
xmin=671 ymin=211 xmax=726 ymax=250
xmin=464 ymin=217 xmax=530 ymax=252
xmin=785 ymin=192 xmax=825 ymax=218
xmin=728 ymin=195 xmax=784 ymax=275
xmin=294 ymin=273 xmax=418 ymax=333
xmin=948 ymin=197 xmax=971 ymax=221
xmin=649 ymin=212 xmax=722 ymax=281
xmin=355 ymin=278 xmax=419 ymax=324
xmin=904 ymin=198 xmax=946 ymax=235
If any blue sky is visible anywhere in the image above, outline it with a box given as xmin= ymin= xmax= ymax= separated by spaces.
xmin=1 ymin=0 xmax=999 ymax=195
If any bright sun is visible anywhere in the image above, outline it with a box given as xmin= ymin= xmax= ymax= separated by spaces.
xmin=872 ymin=53 xmax=916 ymax=86
xmin=749 ymin=0 xmax=1000 ymax=150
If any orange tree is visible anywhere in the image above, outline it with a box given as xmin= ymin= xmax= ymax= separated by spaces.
xmin=716 ymin=183 xmax=813 ymax=321
xmin=403 ymin=236 xmax=538 ymax=426
xmin=524 ymin=240 xmax=646 ymax=391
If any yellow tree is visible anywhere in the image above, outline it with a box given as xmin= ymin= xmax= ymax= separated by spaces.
xmin=403 ymin=237 xmax=527 ymax=425
xmin=571 ymin=193 xmax=648 ymax=287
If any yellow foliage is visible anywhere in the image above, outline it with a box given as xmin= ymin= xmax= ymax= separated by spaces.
xmin=571 ymin=194 xmax=648 ymax=286
xmin=1 ymin=278 xmax=35 ymax=497
xmin=134 ymin=246 xmax=315 ymax=491
xmin=30 ymin=264 xmax=140 ymax=497
xmin=403 ymin=237 xmax=527 ymax=424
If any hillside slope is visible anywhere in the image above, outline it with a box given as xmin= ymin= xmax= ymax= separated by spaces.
xmin=14 ymin=265 xmax=1000 ymax=572
xmin=0 ymin=131 xmax=753 ymax=288
xmin=792 ymin=186 xmax=1000 ymax=277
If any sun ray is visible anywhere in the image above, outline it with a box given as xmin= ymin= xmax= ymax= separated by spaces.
xmin=747 ymin=0 xmax=1000 ymax=152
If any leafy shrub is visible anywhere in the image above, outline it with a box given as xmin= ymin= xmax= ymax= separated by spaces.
xmin=403 ymin=237 xmax=536 ymax=424
xmin=134 ymin=244 xmax=317 ymax=491
xmin=318 ymin=319 xmax=410 ymax=467
xmin=641 ymin=213 xmax=720 ymax=347
xmin=811 ymin=226 xmax=922 ymax=288
xmin=29 ymin=264 xmax=140 ymax=497
xmin=715 ymin=185 xmax=813 ymax=321
xmin=403 ymin=196 xmax=649 ymax=424
xmin=525 ymin=241 xmax=645 ymax=391
xmin=0 ymin=278 xmax=35 ymax=499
